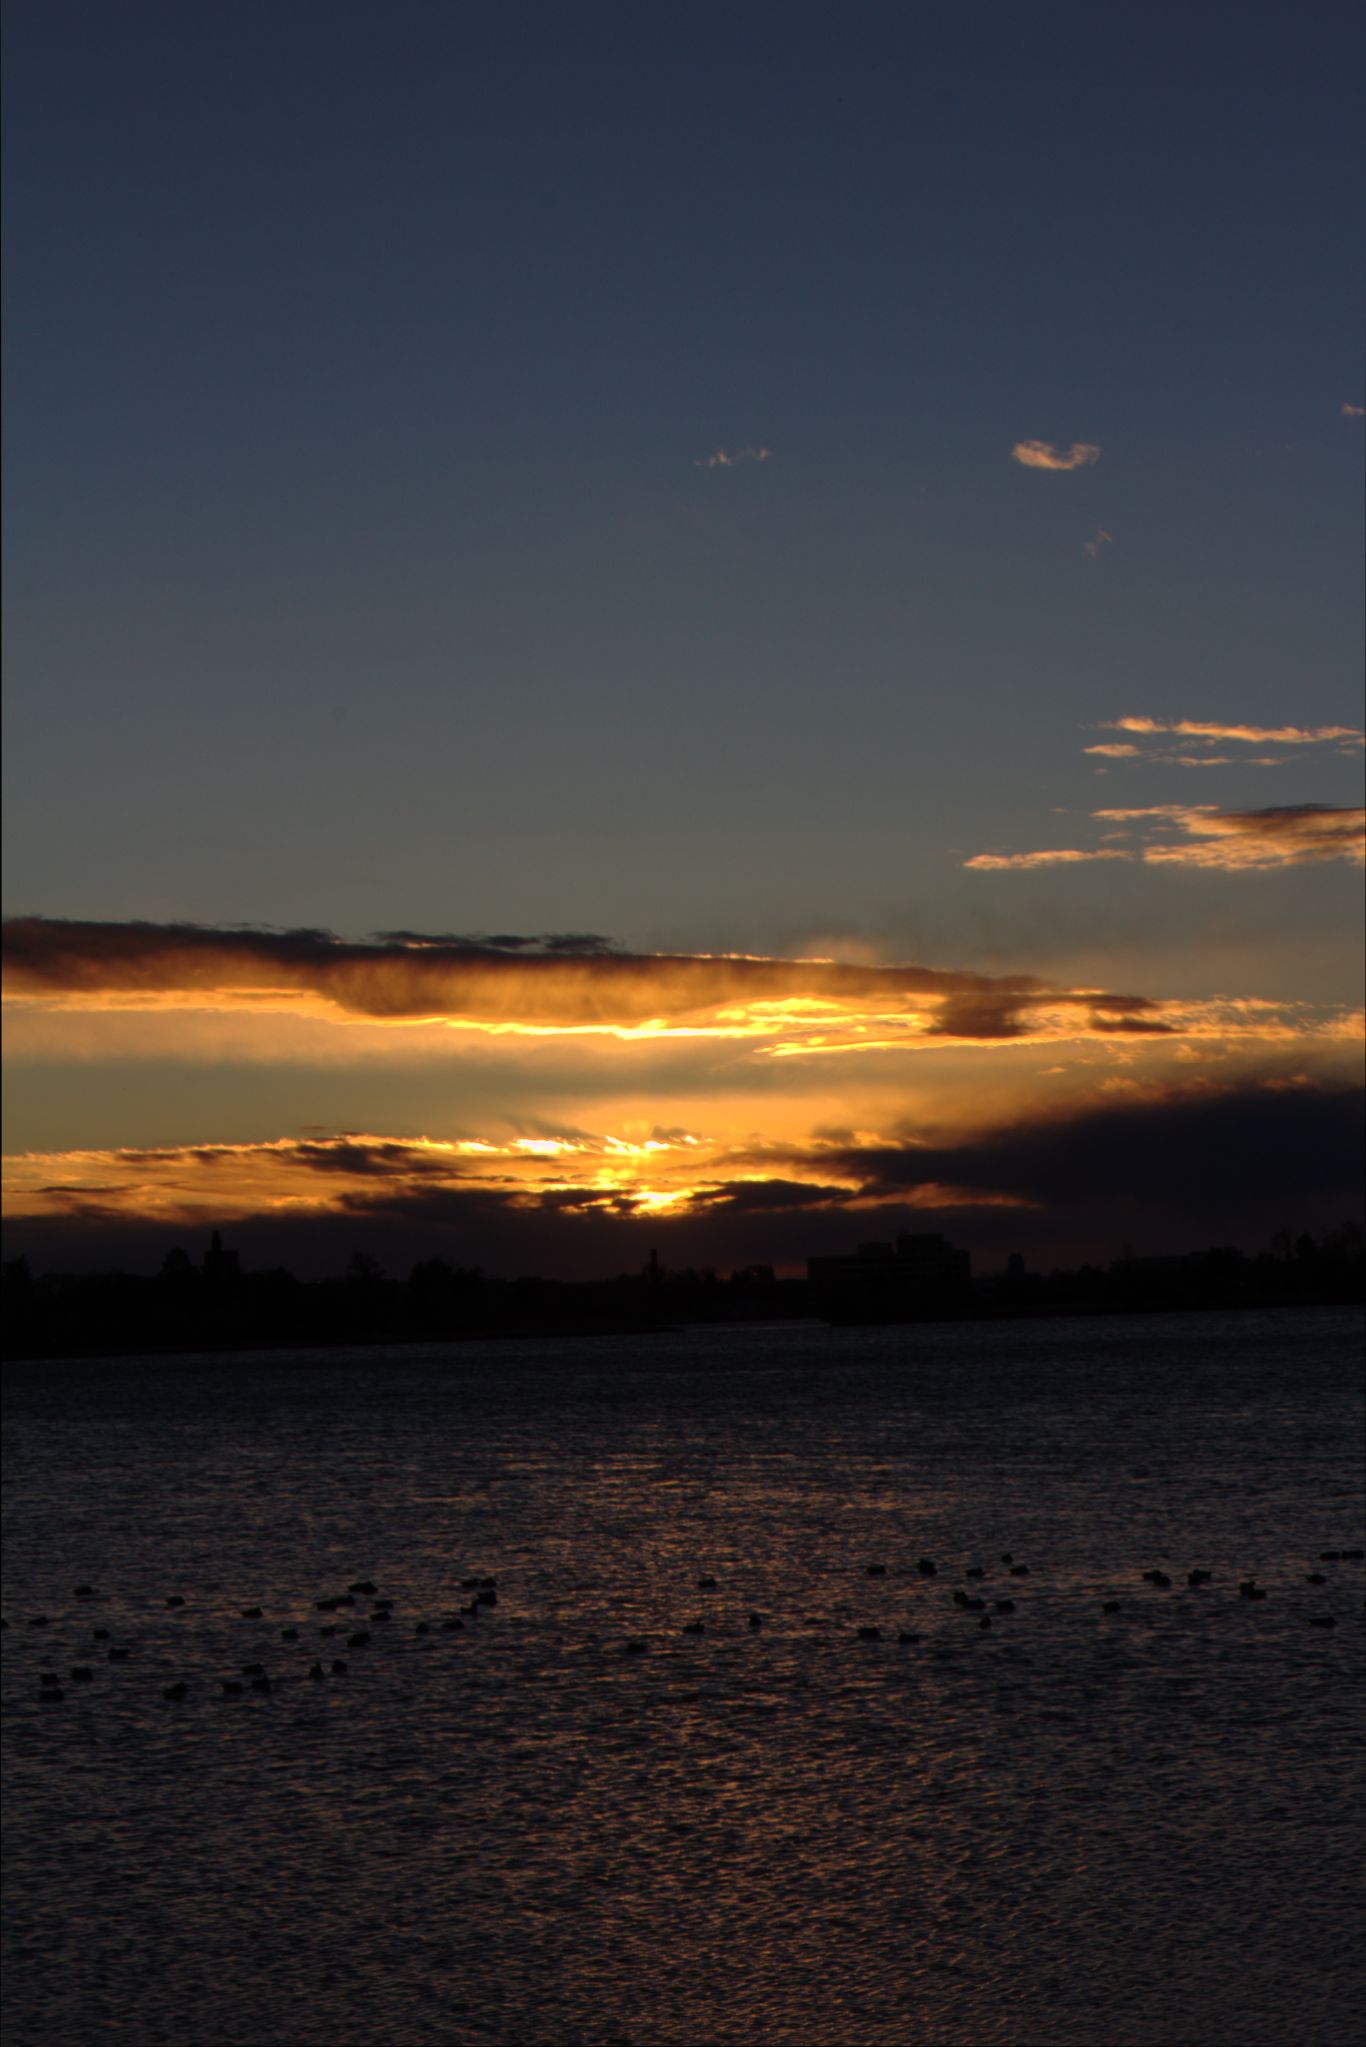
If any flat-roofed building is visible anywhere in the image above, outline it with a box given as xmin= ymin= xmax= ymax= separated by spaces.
xmin=807 ymin=1231 xmax=971 ymax=1307
xmin=893 ymin=1232 xmax=972 ymax=1287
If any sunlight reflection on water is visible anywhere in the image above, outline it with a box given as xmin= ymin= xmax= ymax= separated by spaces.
xmin=3 ymin=1308 xmax=1363 ymax=2045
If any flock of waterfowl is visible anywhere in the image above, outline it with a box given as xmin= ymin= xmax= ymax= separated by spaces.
xmin=3 ymin=1546 xmax=1360 ymax=1706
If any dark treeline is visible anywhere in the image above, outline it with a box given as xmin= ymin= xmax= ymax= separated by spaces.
xmin=2 ymin=1224 xmax=1363 ymax=1361
xmin=1 ymin=1239 xmax=793 ymax=1360
xmin=818 ymin=1226 xmax=1365 ymax=1327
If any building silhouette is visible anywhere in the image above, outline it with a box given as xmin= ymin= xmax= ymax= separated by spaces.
xmin=203 ymin=1230 xmax=240 ymax=1286
xmin=807 ymin=1232 xmax=971 ymax=1316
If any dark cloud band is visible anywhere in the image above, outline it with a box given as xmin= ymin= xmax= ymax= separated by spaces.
xmin=3 ymin=916 xmax=1160 ymax=1040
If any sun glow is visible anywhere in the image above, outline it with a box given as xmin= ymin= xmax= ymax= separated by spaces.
xmin=4 ymin=920 xmax=1362 ymax=1254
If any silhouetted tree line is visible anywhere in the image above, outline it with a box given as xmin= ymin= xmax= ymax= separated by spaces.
xmin=0 ymin=1242 xmax=796 ymax=1360
xmin=815 ymin=1225 xmax=1364 ymax=1325
xmin=1 ymin=1224 xmax=1361 ymax=1361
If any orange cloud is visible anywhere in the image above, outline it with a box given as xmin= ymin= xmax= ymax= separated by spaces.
xmin=963 ymin=849 xmax=1132 ymax=870
xmin=6 ymin=1081 xmax=1360 ymax=1276
xmin=6 ymin=923 xmax=1360 ymax=1263
xmin=1083 ymin=527 xmax=1113 ymax=557
xmin=13 ymin=919 xmax=1357 ymax=1204
xmin=1123 ymin=805 xmax=1365 ymax=869
xmin=1 ymin=1129 xmax=729 ymax=1227
xmin=1012 ymin=439 xmax=1101 ymax=471
xmin=1100 ymin=716 xmax=1364 ymax=748
xmin=3 ymin=918 xmax=1179 ymax=1052
xmin=970 ymin=806 xmax=1365 ymax=873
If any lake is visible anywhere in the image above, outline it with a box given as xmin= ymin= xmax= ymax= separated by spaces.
xmin=3 ymin=1307 xmax=1363 ymax=2045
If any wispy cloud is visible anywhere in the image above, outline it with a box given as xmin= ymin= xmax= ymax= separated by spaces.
xmin=1100 ymin=804 xmax=1366 ymax=869
xmin=969 ymin=805 xmax=1365 ymax=873
xmin=1087 ymin=740 xmax=1286 ymax=768
xmin=1343 ymin=403 xmax=1365 ymax=418
xmin=964 ymin=848 xmax=1132 ymax=870
xmin=695 ymin=446 xmax=770 ymax=469
xmin=1083 ymin=527 xmax=1113 ymax=557
xmin=1012 ymin=440 xmax=1101 ymax=471
xmin=1099 ymin=716 xmax=1364 ymax=748
xmin=1159 ymin=755 xmax=1287 ymax=769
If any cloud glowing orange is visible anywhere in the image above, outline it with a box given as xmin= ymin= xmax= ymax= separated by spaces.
xmin=1011 ymin=440 xmax=1101 ymax=471
xmin=970 ymin=806 xmax=1365 ymax=873
xmin=1100 ymin=716 xmax=1364 ymax=748
xmin=4 ymin=919 xmax=1182 ymax=1050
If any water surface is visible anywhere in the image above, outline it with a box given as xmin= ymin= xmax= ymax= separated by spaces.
xmin=3 ymin=1308 xmax=1363 ymax=2045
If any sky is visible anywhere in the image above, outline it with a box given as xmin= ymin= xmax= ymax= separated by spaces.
xmin=3 ymin=0 xmax=1363 ymax=1279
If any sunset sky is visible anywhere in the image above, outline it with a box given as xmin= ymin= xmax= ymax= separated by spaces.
xmin=3 ymin=2 xmax=1363 ymax=1277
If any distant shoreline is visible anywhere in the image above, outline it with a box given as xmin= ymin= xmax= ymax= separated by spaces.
xmin=5 ymin=1286 xmax=1361 ymax=1365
